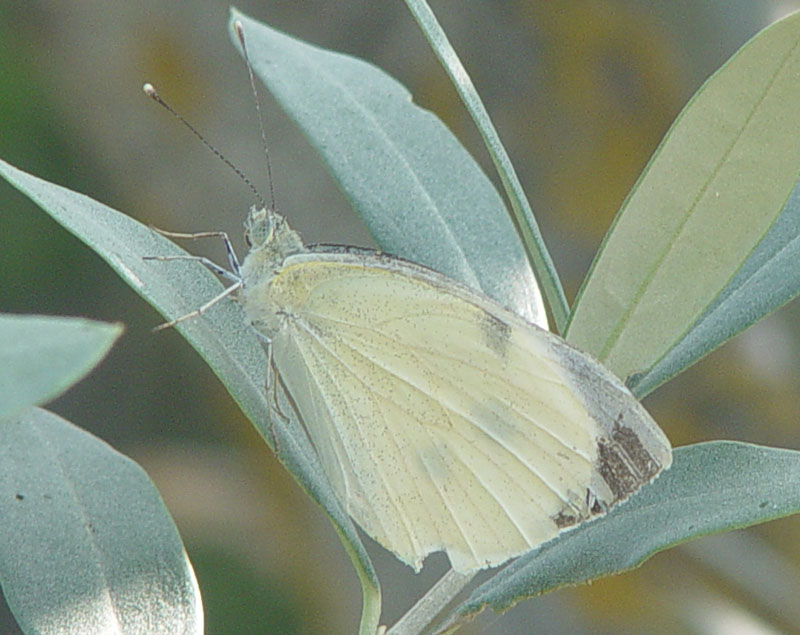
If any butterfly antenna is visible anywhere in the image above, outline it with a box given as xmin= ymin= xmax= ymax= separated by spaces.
xmin=234 ymin=20 xmax=276 ymax=212
xmin=142 ymin=82 xmax=268 ymax=211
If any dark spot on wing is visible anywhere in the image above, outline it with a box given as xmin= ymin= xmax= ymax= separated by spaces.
xmin=553 ymin=492 xmax=598 ymax=528
xmin=597 ymin=414 xmax=664 ymax=501
xmin=551 ymin=416 xmax=666 ymax=531
xmin=589 ymin=496 xmax=604 ymax=515
xmin=479 ymin=309 xmax=511 ymax=358
xmin=553 ymin=509 xmax=578 ymax=529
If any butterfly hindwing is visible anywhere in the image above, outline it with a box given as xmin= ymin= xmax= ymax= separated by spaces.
xmin=255 ymin=251 xmax=671 ymax=572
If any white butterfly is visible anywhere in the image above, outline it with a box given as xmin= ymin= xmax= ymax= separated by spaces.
xmin=155 ymin=201 xmax=671 ymax=573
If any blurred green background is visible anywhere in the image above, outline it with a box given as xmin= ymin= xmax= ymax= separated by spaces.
xmin=2 ymin=1 xmax=800 ymax=633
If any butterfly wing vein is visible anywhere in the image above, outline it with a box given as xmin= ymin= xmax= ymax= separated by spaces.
xmin=262 ymin=260 xmax=653 ymax=572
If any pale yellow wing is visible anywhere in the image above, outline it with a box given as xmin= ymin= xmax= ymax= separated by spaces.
xmin=253 ymin=251 xmax=671 ymax=573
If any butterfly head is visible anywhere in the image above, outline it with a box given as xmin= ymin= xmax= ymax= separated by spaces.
xmin=244 ymin=205 xmax=274 ymax=248
xmin=241 ymin=205 xmax=305 ymax=284
xmin=244 ymin=206 xmax=301 ymax=250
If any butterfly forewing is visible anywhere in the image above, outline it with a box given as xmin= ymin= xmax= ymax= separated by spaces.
xmin=245 ymin=249 xmax=672 ymax=573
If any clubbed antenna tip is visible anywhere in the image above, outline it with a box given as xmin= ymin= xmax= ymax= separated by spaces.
xmin=141 ymin=80 xmax=267 ymax=210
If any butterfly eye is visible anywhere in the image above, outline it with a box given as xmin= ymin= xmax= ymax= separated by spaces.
xmin=244 ymin=206 xmax=275 ymax=249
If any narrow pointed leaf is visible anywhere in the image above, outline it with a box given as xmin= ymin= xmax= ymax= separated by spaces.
xmin=631 ymin=179 xmax=800 ymax=397
xmin=0 ymin=159 xmax=268 ymax=431
xmin=0 ymin=159 xmax=379 ymax=627
xmin=0 ymin=314 xmax=122 ymax=420
xmin=447 ymin=441 xmax=800 ymax=625
xmin=402 ymin=0 xmax=567 ymax=330
xmin=0 ymin=408 xmax=202 ymax=634
xmin=567 ymin=11 xmax=800 ymax=383
xmin=229 ymin=9 xmax=546 ymax=328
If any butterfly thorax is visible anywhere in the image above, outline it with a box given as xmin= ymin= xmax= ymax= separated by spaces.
xmin=239 ymin=206 xmax=305 ymax=337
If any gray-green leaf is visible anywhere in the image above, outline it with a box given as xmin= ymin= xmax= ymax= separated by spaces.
xmin=630 ymin=179 xmax=800 ymax=397
xmin=447 ymin=441 xmax=800 ymax=626
xmin=566 ymin=11 xmax=800 ymax=384
xmin=0 ymin=314 xmax=122 ymax=420
xmin=0 ymin=407 xmax=202 ymax=634
xmin=229 ymin=9 xmax=545 ymax=327
xmin=0 ymin=157 xmax=379 ymax=634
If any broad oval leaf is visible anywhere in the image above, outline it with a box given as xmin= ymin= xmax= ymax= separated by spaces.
xmin=566 ymin=11 xmax=800 ymax=382
xmin=0 ymin=158 xmax=380 ymax=633
xmin=0 ymin=408 xmax=202 ymax=634
xmin=0 ymin=314 xmax=122 ymax=420
xmin=447 ymin=441 xmax=800 ymax=626
xmin=630 ymin=179 xmax=800 ymax=397
xmin=229 ymin=10 xmax=546 ymax=328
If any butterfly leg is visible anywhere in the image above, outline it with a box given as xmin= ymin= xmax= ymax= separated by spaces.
xmin=143 ymin=253 xmax=242 ymax=284
xmin=244 ymin=329 xmax=285 ymax=453
xmin=265 ymin=344 xmax=286 ymax=454
xmin=262 ymin=340 xmax=307 ymax=461
xmin=148 ymin=227 xmax=241 ymax=277
xmin=150 ymin=280 xmax=243 ymax=331
xmin=143 ymin=227 xmax=245 ymax=330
